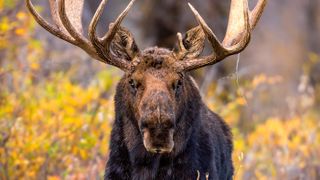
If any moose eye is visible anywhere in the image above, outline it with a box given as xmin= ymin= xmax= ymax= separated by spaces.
xmin=129 ymin=79 xmax=142 ymax=95
xmin=172 ymin=80 xmax=182 ymax=92
xmin=129 ymin=79 xmax=137 ymax=90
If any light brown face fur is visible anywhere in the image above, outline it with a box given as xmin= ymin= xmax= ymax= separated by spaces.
xmin=126 ymin=47 xmax=185 ymax=154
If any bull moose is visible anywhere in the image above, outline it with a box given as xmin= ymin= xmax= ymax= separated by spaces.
xmin=26 ymin=0 xmax=267 ymax=179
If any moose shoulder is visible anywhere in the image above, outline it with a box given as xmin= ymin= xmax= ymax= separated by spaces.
xmin=26 ymin=0 xmax=267 ymax=179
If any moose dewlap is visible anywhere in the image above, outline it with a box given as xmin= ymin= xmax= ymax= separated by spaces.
xmin=26 ymin=0 xmax=267 ymax=179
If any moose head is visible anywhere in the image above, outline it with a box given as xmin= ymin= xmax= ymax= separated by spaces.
xmin=26 ymin=0 xmax=266 ymax=154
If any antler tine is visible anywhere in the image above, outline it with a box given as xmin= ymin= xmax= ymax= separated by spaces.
xmin=223 ymin=0 xmax=250 ymax=47
xmin=88 ymin=0 xmax=109 ymax=62
xmin=188 ymin=3 xmax=226 ymax=56
xmin=176 ymin=0 xmax=266 ymax=71
xmin=223 ymin=0 xmax=251 ymax=52
xmin=250 ymin=0 xmax=267 ymax=30
xmin=26 ymin=0 xmax=75 ymax=45
xmin=89 ymin=0 xmax=136 ymax=70
xmin=88 ymin=0 xmax=107 ymax=43
xmin=101 ymin=0 xmax=136 ymax=45
xmin=58 ymin=0 xmax=96 ymax=52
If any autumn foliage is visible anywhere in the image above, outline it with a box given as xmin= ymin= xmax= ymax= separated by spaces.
xmin=0 ymin=1 xmax=319 ymax=179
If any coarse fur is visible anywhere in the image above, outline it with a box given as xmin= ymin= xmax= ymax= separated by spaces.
xmin=104 ymin=47 xmax=233 ymax=180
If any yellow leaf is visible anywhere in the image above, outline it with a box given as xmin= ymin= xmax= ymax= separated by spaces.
xmin=252 ymin=74 xmax=267 ymax=88
xmin=236 ymin=97 xmax=247 ymax=106
xmin=48 ymin=176 xmax=61 ymax=180
xmin=30 ymin=62 xmax=39 ymax=70
xmin=16 ymin=12 xmax=27 ymax=21
xmin=0 ymin=17 xmax=10 ymax=32
xmin=0 ymin=39 xmax=7 ymax=49
xmin=0 ymin=0 xmax=3 ymax=11
xmin=15 ymin=28 xmax=26 ymax=36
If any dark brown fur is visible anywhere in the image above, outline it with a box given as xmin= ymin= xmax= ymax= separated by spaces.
xmin=105 ymin=47 xmax=233 ymax=180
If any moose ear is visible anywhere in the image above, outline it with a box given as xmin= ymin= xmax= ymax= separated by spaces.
xmin=175 ymin=26 xmax=206 ymax=60
xmin=110 ymin=25 xmax=140 ymax=60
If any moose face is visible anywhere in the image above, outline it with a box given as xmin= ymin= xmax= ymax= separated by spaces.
xmin=127 ymin=48 xmax=185 ymax=154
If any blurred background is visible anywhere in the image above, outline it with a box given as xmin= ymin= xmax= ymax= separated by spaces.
xmin=0 ymin=0 xmax=320 ymax=179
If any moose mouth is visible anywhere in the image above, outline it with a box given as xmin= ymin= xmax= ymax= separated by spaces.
xmin=142 ymin=129 xmax=174 ymax=154
xmin=145 ymin=147 xmax=173 ymax=154
xmin=143 ymin=144 xmax=174 ymax=154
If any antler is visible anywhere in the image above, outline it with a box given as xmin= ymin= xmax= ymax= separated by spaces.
xmin=26 ymin=0 xmax=135 ymax=71
xmin=175 ymin=0 xmax=267 ymax=71
xmin=88 ymin=0 xmax=135 ymax=70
